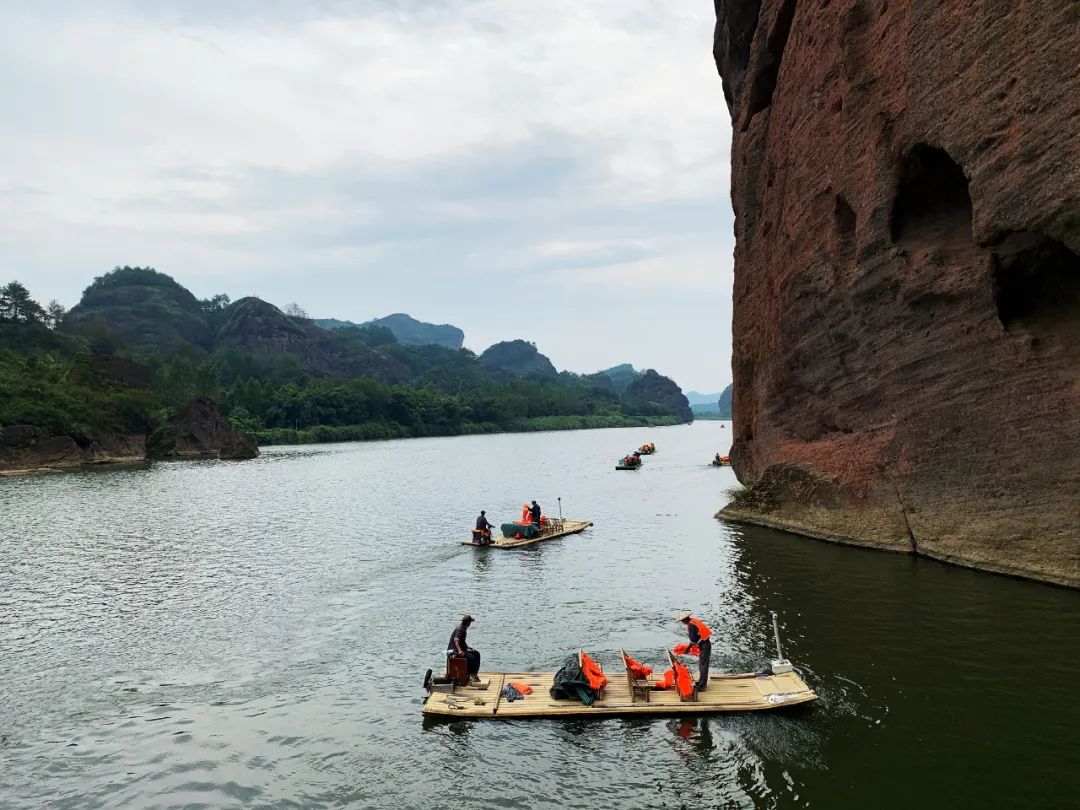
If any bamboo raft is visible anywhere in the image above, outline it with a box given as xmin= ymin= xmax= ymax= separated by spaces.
xmin=460 ymin=519 xmax=593 ymax=548
xmin=422 ymin=667 xmax=816 ymax=719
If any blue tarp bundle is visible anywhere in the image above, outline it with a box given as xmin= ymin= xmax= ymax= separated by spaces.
xmin=501 ymin=522 xmax=540 ymax=539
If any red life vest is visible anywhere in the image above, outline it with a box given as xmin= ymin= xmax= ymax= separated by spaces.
xmin=688 ymin=618 xmax=712 ymax=643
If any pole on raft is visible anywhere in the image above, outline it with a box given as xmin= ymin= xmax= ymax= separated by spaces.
xmin=558 ymin=497 xmax=562 ymax=518
xmin=770 ymin=611 xmax=784 ymax=660
xmin=770 ymin=611 xmax=793 ymax=674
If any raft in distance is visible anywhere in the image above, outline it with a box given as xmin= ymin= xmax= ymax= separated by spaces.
xmin=461 ymin=518 xmax=593 ymax=548
xmin=422 ymin=668 xmax=817 ymax=719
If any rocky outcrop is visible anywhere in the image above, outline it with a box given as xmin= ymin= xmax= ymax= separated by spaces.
xmin=624 ymin=370 xmax=693 ymax=424
xmin=0 ymin=426 xmax=146 ymax=474
xmin=147 ymin=397 xmax=259 ymax=460
xmin=713 ymin=2 xmax=1080 ymax=586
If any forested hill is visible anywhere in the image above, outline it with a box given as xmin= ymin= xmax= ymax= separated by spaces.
xmin=1 ymin=269 xmax=693 ymax=449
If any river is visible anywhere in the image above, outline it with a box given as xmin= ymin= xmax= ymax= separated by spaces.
xmin=2 ymin=421 xmax=1078 ymax=809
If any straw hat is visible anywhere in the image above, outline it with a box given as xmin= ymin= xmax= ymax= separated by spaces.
xmin=676 ymin=611 xmax=691 ymax=622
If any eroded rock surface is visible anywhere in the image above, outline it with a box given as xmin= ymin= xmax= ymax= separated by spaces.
xmin=147 ymin=397 xmax=259 ymax=461
xmin=0 ymin=426 xmax=146 ymax=474
xmin=714 ymin=0 xmax=1080 ymax=586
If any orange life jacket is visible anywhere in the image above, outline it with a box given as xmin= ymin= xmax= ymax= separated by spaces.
xmin=671 ymin=656 xmax=695 ymax=699
xmin=579 ymin=651 xmax=608 ymax=691
xmin=655 ymin=668 xmax=675 ymax=688
xmin=688 ymin=618 xmax=712 ymax=643
xmin=521 ymin=505 xmax=531 ymax=523
xmin=673 ymin=642 xmax=701 ymax=657
xmin=622 ymin=652 xmax=653 ymax=680
xmin=510 ymin=681 xmax=534 ymax=695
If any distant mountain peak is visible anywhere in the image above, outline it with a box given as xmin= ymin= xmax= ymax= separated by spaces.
xmin=315 ymin=313 xmax=464 ymax=348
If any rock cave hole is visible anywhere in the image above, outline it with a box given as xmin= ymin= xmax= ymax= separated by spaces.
xmin=889 ymin=145 xmax=973 ymax=246
xmin=993 ymin=232 xmax=1080 ymax=333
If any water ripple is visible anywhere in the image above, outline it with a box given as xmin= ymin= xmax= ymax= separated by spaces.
xmin=2 ymin=423 xmax=1079 ymax=808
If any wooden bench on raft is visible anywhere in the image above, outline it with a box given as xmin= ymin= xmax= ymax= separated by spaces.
xmin=667 ymin=650 xmax=699 ymax=702
xmin=578 ymin=649 xmax=606 ymax=702
xmin=620 ymin=648 xmax=651 ymax=703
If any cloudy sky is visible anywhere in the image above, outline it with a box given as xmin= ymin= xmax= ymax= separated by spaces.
xmin=2 ymin=1 xmax=734 ymax=392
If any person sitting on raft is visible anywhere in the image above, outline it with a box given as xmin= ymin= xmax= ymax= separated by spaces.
xmin=677 ymin=611 xmax=713 ymax=691
xmin=448 ymin=614 xmax=480 ymax=683
xmin=714 ymin=453 xmax=722 ymax=464
xmin=473 ymin=510 xmax=494 ymax=544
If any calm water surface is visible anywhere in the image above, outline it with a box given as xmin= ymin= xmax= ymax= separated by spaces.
xmin=2 ymin=422 xmax=1078 ymax=809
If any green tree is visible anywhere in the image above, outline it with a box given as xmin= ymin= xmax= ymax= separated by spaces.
xmin=0 ymin=281 xmax=46 ymax=323
xmin=199 ymin=293 xmax=231 ymax=317
xmin=45 ymin=300 xmax=67 ymax=329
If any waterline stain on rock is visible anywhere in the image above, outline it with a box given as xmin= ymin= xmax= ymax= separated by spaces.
xmin=713 ymin=0 xmax=1080 ymax=587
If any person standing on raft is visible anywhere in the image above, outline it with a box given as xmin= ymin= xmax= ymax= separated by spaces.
xmin=530 ymin=500 xmax=542 ymax=525
xmin=677 ymin=611 xmax=713 ymax=691
xmin=448 ymin=614 xmax=480 ymax=683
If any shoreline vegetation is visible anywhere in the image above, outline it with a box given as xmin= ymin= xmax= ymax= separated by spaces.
xmin=1 ymin=268 xmax=695 ymax=472
xmin=255 ymin=414 xmax=681 ymax=446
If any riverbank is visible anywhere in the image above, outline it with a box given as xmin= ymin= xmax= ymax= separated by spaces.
xmin=718 ymin=475 xmax=1080 ymax=589
xmin=0 ymin=415 xmax=684 ymax=474
xmin=253 ymin=414 xmax=682 ymax=446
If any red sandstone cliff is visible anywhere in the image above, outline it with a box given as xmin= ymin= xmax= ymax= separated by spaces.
xmin=713 ymin=0 xmax=1080 ymax=586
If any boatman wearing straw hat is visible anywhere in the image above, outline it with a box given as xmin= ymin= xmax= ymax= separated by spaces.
xmin=677 ymin=611 xmax=713 ymax=691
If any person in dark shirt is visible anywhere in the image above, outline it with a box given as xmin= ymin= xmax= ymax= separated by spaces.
xmin=530 ymin=500 xmax=541 ymax=525
xmin=678 ymin=611 xmax=714 ymax=690
xmin=474 ymin=511 xmax=494 ymax=544
xmin=447 ymin=614 xmax=480 ymax=681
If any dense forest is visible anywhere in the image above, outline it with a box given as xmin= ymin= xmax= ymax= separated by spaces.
xmin=0 ymin=269 xmax=691 ymax=448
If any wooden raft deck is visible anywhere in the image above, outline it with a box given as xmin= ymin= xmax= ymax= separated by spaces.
xmin=422 ymin=669 xmax=816 ymax=718
xmin=460 ymin=519 xmax=593 ymax=548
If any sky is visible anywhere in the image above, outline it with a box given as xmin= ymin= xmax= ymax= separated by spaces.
xmin=1 ymin=0 xmax=735 ymax=393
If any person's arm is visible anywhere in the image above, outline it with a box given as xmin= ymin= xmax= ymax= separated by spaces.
xmin=453 ymin=631 xmax=466 ymax=655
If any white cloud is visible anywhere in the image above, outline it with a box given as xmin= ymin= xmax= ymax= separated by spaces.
xmin=1 ymin=0 xmax=735 ymax=391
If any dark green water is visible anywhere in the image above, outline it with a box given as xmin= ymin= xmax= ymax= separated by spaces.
xmin=2 ymin=422 xmax=1078 ymax=809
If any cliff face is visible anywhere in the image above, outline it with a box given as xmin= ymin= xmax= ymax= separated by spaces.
xmin=0 ymin=426 xmax=146 ymax=474
xmin=714 ymin=1 xmax=1080 ymax=586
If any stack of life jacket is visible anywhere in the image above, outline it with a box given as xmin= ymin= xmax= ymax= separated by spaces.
xmin=673 ymin=642 xmax=701 ymax=657
xmin=579 ymin=651 xmax=608 ymax=692
xmin=622 ymin=651 xmax=653 ymax=681
xmin=655 ymin=652 xmax=696 ymax=700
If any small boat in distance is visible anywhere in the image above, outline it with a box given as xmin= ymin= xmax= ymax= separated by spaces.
xmin=616 ymin=454 xmax=642 ymax=470
xmin=711 ymin=454 xmax=732 ymax=467
xmin=637 ymin=442 xmax=656 ymax=455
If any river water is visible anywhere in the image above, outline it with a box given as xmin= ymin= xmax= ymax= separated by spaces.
xmin=2 ymin=421 xmax=1078 ymax=809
